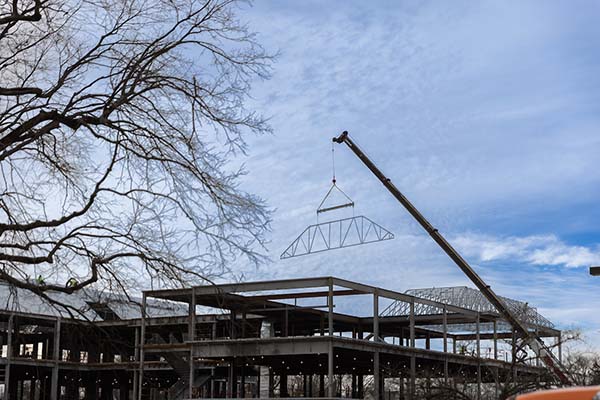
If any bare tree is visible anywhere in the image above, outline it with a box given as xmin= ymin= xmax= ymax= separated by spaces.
xmin=0 ymin=0 xmax=273 ymax=306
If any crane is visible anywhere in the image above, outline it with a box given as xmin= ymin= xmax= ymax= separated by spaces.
xmin=333 ymin=131 xmax=574 ymax=386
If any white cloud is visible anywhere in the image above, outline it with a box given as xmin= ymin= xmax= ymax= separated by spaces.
xmin=233 ymin=1 xmax=600 ymax=350
xmin=453 ymin=233 xmax=600 ymax=268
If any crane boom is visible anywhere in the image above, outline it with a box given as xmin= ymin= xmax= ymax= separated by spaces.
xmin=333 ymin=131 xmax=573 ymax=385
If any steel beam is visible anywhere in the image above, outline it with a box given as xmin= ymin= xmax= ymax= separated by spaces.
xmin=4 ymin=315 xmax=12 ymax=398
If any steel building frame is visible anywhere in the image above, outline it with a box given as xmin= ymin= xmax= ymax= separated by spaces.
xmin=0 ymin=276 xmax=561 ymax=400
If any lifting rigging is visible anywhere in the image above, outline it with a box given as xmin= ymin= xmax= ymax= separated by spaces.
xmin=280 ymin=140 xmax=394 ymax=259
xmin=332 ymin=130 xmax=574 ymax=386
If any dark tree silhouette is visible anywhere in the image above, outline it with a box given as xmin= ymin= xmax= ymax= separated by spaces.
xmin=0 ymin=0 xmax=273 ymax=307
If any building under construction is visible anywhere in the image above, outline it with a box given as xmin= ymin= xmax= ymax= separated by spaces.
xmin=0 ymin=276 xmax=562 ymax=400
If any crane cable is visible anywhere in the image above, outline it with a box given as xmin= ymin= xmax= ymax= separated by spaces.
xmin=331 ymin=140 xmax=336 ymax=184
xmin=317 ymin=140 xmax=354 ymax=218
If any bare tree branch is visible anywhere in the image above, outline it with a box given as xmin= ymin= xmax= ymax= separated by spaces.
xmin=0 ymin=0 xmax=274 ymax=308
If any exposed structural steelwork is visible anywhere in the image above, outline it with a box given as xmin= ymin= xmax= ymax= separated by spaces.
xmin=1 ymin=277 xmax=563 ymax=400
xmin=280 ymin=216 xmax=394 ymax=259
xmin=384 ymin=287 xmax=555 ymax=330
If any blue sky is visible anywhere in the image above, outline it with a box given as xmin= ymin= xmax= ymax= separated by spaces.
xmin=229 ymin=1 xmax=600 ymax=348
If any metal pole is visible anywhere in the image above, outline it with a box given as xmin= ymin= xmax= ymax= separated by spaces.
xmin=476 ymin=313 xmax=481 ymax=400
xmin=409 ymin=356 xmax=416 ymax=400
xmin=189 ymin=288 xmax=196 ymax=397
xmin=189 ymin=347 xmax=194 ymax=399
xmin=138 ymin=293 xmax=146 ymax=400
xmin=373 ymin=352 xmax=380 ymax=400
xmin=373 ymin=290 xmax=379 ymax=342
xmin=409 ymin=300 xmax=415 ymax=347
xmin=558 ymin=334 xmax=562 ymax=363
xmin=133 ymin=327 xmax=139 ymax=400
xmin=4 ymin=315 xmax=13 ymax=398
xmin=189 ymin=287 xmax=196 ymax=341
xmin=442 ymin=306 xmax=448 ymax=352
xmin=328 ymin=341 xmax=334 ymax=397
xmin=443 ymin=306 xmax=448 ymax=383
xmin=51 ymin=317 xmax=61 ymax=400
xmin=328 ymin=278 xmax=334 ymax=336
xmin=493 ymin=320 xmax=498 ymax=360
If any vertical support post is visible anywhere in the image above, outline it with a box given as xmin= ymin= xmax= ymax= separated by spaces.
xmin=270 ymin=370 xmax=276 ymax=398
xmin=494 ymin=367 xmax=499 ymax=399
xmin=138 ymin=293 xmax=146 ymax=400
xmin=409 ymin=300 xmax=415 ymax=348
xmin=189 ymin=287 xmax=196 ymax=341
xmin=409 ymin=300 xmax=415 ymax=400
xmin=4 ymin=315 xmax=13 ymax=398
xmin=328 ymin=341 xmax=334 ymax=398
xmin=511 ymin=329 xmax=517 ymax=363
xmin=281 ymin=373 xmax=288 ymax=398
xmin=133 ymin=327 xmax=139 ymax=400
xmin=493 ymin=320 xmax=498 ymax=360
xmin=442 ymin=306 xmax=448 ymax=352
xmin=409 ymin=356 xmax=415 ymax=400
xmin=373 ymin=290 xmax=379 ymax=342
xmin=284 ymin=306 xmax=289 ymax=337
xmin=51 ymin=317 xmax=61 ymax=400
xmin=476 ymin=313 xmax=481 ymax=400
xmin=373 ymin=352 xmax=380 ymax=400
xmin=188 ymin=288 xmax=196 ymax=398
xmin=476 ymin=313 xmax=481 ymax=358
xmin=227 ymin=361 xmax=235 ymax=398
xmin=303 ymin=375 xmax=308 ymax=397
xmin=558 ymin=334 xmax=562 ymax=363
xmin=319 ymin=375 xmax=325 ymax=397
xmin=240 ymin=366 xmax=245 ymax=398
xmin=209 ymin=367 xmax=218 ymax=399
xmin=328 ymin=278 xmax=334 ymax=336
xmin=189 ymin=347 xmax=194 ymax=399
xmin=327 ymin=278 xmax=335 ymax=397
xmin=358 ymin=374 xmax=364 ymax=399
xmin=443 ymin=305 xmax=448 ymax=383
xmin=535 ymin=328 xmax=541 ymax=367
xmin=242 ymin=312 xmax=247 ymax=338
xmin=512 ymin=329 xmax=518 ymax=382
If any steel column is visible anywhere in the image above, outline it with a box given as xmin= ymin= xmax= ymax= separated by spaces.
xmin=51 ymin=317 xmax=61 ymax=400
xmin=373 ymin=351 xmax=380 ymax=400
xmin=4 ymin=315 xmax=13 ymax=398
xmin=328 ymin=278 xmax=334 ymax=336
xmin=373 ymin=290 xmax=379 ymax=342
xmin=328 ymin=341 xmax=334 ymax=397
xmin=137 ymin=294 xmax=146 ymax=400
xmin=409 ymin=300 xmax=415 ymax=347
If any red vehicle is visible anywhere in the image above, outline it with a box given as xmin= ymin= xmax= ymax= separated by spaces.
xmin=515 ymin=386 xmax=600 ymax=400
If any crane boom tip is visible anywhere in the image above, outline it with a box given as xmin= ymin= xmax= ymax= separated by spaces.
xmin=333 ymin=131 xmax=348 ymax=143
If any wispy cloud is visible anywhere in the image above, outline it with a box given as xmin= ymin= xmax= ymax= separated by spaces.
xmin=453 ymin=233 xmax=600 ymax=268
xmin=234 ymin=1 xmax=600 ymax=349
